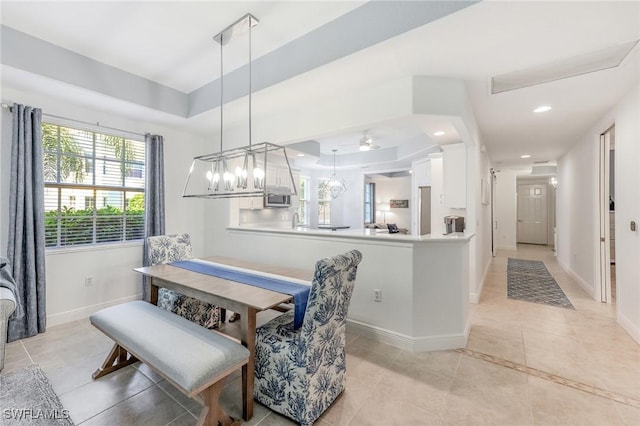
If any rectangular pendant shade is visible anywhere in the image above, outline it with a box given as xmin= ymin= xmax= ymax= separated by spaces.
xmin=182 ymin=142 xmax=297 ymax=199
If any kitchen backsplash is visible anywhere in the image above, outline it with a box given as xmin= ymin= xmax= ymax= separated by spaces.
xmin=239 ymin=207 xmax=292 ymax=229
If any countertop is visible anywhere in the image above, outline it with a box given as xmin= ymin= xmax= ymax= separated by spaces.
xmin=227 ymin=226 xmax=474 ymax=243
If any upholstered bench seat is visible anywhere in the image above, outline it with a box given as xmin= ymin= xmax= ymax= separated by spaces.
xmin=91 ymin=301 xmax=248 ymax=425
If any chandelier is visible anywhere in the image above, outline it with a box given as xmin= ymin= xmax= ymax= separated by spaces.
xmin=320 ymin=149 xmax=346 ymax=198
xmin=182 ymin=14 xmax=296 ymax=199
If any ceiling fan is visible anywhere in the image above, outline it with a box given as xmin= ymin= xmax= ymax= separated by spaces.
xmin=359 ymin=131 xmax=379 ymax=151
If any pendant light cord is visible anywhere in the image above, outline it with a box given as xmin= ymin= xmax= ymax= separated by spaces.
xmin=249 ymin=22 xmax=252 ymax=150
xmin=220 ymin=34 xmax=224 ymax=153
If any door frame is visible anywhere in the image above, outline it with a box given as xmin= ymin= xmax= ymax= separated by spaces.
xmin=516 ymin=181 xmax=550 ymax=245
xmin=596 ymin=126 xmax=614 ymax=303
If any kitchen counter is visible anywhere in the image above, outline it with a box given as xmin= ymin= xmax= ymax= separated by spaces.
xmin=216 ymin=225 xmax=473 ymax=352
xmin=227 ymin=226 xmax=473 ymax=243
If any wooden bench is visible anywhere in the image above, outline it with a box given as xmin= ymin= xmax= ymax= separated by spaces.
xmin=90 ymin=301 xmax=249 ymax=426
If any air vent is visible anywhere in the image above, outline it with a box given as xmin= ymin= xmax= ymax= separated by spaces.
xmin=492 ymin=40 xmax=638 ymax=94
xmin=534 ymin=160 xmax=550 ymax=164
xmin=531 ymin=165 xmax=557 ymax=175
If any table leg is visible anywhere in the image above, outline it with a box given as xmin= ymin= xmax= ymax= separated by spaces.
xmin=239 ymin=306 xmax=257 ymax=421
xmin=149 ymin=278 xmax=159 ymax=305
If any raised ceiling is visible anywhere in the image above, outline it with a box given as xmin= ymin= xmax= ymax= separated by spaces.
xmin=1 ymin=1 xmax=638 ymax=171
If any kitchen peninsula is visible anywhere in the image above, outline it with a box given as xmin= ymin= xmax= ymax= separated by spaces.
xmin=223 ymin=225 xmax=474 ymax=352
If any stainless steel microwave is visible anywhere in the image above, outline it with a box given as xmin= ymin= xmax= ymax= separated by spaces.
xmin=264 ymin=194 xmax=291 ymax=208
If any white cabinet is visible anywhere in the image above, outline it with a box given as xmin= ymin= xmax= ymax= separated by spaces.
xmin=442 ymin=143 xmax=466 ymax=209
xmin=238 ymin=197 xmax=263 ymax=210
xmin=266 ymin=166 xmax=293 ymax=188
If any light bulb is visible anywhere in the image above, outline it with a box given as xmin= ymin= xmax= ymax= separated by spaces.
xmin=359 ymin=144 xmax=370 ymax=152
xmin=212 ymin=172 xmax=220 ymax=183
xmin=206 ymin=171 xmax=213 ymax=181
xmin=254 ymin=167 xmax=264 ymax=179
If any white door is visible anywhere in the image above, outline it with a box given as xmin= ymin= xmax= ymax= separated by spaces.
xmin=598 ymin=130 xmax=612 ymax=303
xmin=517 ymin=184 xmax=548 ymax=244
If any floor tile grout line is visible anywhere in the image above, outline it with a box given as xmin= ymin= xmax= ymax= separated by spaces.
xmin=19 ymin=340 xmax=35 ymax=364
xmin=456 ymin=348 xmax=640 ymax=409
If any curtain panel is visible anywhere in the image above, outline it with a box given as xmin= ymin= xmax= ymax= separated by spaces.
xmin=7 ymin=103 xmax=46 ymax=342
xmin=142 ymin=134 xmax=165 ymax=300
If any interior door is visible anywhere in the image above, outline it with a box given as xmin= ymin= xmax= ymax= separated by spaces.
xmin=517 ymin=184 xmax=548 ymax=244
xmin=598 ymin=129 xmax=612 ymax=302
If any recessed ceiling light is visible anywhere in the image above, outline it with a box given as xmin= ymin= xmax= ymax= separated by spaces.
xmin=521 ymin=154 xmax=531 ymax=159
xmin=297 ymin=153 xmax=305 ymax=157
xmin=534 ymin=105 xmax=552 ymax=113
xmin=434 ymin=131 xmax=445 ymax=136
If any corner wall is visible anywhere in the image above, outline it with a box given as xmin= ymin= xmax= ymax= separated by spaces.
xmin=494 ymin=171 xmax=517 ymax=250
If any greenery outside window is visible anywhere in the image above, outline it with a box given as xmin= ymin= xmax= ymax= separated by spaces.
xmin=43 ymin=123 xmax=145 ymax=247
xmin=318 ymin=179 xmax=331 ymax=225
xmin=364 ymin=182 xmax=375 ymax=224
xmin=298 ymin=176 xmax=310 ymax=226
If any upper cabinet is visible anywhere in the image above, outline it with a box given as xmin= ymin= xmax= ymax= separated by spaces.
xmin=442 ymin=143 xmax=466 ymax=209
xmin=266 ymin=166 xmax=293 ymax=188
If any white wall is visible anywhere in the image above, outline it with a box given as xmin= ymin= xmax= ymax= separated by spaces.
xmin=472 ymin=146 xmax=493 ymax=302
xmin=0 ymin=87 xmax=207 ymax=326
xmin=372 ymin=175 xmax=411 ymax=230
xmin=557 ymin=84 xmax=639 ymax=342
xmin=495 ymin=171 xmax=517 ymax=250
xmin=612 ymin=86 xmax=640 ymax=342
xmin=556 ymin=115 xmax=605 ymax=297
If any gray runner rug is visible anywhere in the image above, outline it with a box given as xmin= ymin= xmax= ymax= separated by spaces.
xmin=507 ymin=258 xmax=575 ymax=309
xmin=0 ymin=364 xmax=74 ymax=425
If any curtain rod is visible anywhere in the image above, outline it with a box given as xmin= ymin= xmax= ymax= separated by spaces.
xmin=1 ymin=102 xmax=147 ymax=138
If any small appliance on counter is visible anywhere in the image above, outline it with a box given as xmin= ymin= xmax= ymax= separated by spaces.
xmin=444 ymin=216 xmax=465 ymax=235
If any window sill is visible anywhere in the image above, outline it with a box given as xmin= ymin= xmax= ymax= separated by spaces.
xmin=45 ymin=240 xmax=143 ymax=255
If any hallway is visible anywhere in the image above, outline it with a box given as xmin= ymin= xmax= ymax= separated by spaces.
xmin=467 ymin=244 xmax=639 ymax=423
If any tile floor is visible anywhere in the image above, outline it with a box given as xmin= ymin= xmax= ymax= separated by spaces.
xmin=2 ymin=244 xmax=639 ymax=425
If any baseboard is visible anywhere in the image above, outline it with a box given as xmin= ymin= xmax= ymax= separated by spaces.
xmin=497 ymin=244 xmax=517 ymax=251
xmin=617 ymin=309 xmax=640 ymax=344
xmin=47 ymin=294 xmax=142 ymax=327
xmin=557 ymin=259 xmax=595 ymax=298
xmin=470 ymin=260 xmax=491 ymax=304
xmin=346 ymin=318 xmax=469 ymax=352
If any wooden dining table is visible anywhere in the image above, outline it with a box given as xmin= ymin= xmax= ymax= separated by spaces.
xmin=134 ymin=255 xmax=312 ymax=421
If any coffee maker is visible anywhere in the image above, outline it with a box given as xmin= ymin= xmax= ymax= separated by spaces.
xmin=444 ymin=216 xmax=465 ymax=235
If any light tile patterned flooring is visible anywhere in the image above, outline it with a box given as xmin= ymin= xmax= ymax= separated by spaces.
xmin=2 ymin=245 xmax=639 ymax=425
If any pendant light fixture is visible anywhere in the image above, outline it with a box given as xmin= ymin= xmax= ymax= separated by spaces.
xmin=320 ymin=149 xmax=346 ymax=199
xmin=182 ymin=14 xmax=296 ymax=199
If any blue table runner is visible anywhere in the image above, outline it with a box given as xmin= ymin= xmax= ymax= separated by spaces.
xmin=169 ymin=259 xmax=310 ymax=329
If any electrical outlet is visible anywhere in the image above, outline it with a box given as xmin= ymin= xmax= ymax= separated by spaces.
xmin=374 ymin=289 xmax=382 ymax=302
xmin=84 ymin=276 xmax=94 ymax=287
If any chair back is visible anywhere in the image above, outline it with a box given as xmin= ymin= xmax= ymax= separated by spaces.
xmin=147 ymin=233 xmax=192 ymax=265
xmin=300 ymin=250 xmax=362 ymax=345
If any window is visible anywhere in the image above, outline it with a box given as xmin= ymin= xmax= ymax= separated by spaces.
xmin=43 ymin=123 xmax=145 ymax=247
xmin=318 ymin=179 xmax=331 ymax=225
xmin=364 ymin=182 xmax=375 ymax=224
xmin=298 ymin=176 xmax=310 ymax=225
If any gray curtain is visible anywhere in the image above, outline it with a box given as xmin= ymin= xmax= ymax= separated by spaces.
xmin=7 ymin=103 xmax=46 ymax=342
xmin=142 ymin=134 xmax=165 ymax=300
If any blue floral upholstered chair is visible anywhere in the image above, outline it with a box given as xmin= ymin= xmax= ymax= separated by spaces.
xmin=253 ymin=249 xmax=362 ymax=425
xmin=147 ymin=233 xmax=220 ymax=329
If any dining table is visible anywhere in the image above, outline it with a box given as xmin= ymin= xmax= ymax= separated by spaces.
xmin=134 ymin=255 xmax=313 ymax=421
